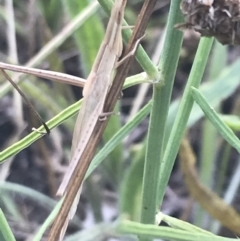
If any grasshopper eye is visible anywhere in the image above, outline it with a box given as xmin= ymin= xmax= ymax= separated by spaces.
xmin=177 ymin=0 xmax=240 ymax=45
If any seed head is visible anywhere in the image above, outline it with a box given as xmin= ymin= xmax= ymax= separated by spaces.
xmin=177 ymin=0 xmax=240 ymax=45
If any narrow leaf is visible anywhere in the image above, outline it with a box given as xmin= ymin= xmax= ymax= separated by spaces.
xmin=191 ymin=86 xmax=240 ymax=153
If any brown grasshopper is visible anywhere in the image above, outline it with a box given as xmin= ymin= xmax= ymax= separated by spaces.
xmin=48 ymin=0 xmax=130 ymax=240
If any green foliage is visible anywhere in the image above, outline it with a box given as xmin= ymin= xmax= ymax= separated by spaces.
xmin=0 ymin=209 xmax=16 ymax=241
xmin=38 ymin=0 xmax=63 ymax=31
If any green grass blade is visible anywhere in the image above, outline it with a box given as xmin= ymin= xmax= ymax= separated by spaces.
xmin=85 ymin=101 xmax=152 ymax=178
xmin=157 ymin=213 xmax=214 ymax=235
xmin=191 ymin=87 xmax=240 ymax=152
xmin=120 ymin=142 xmax=146 ymax=222
xmin=220 ymin=114 xmax=240 ymax=131
xmin=165 ymin=57 xmax=240 ymax=139
xmin=158 ymin=37 xmax=214 ymax=206
xmin=0 ymin=209 xmax=16 ymax=241
xmin=0 ymin=181 xmax=56 ymax=209
xmin=32 ymin=199 xmax=64 ymax=241
xmin=102 ymin=103 xmax=123 ymax=187
xmin=196 ymin=41 xmax=227 ymax=228
xmin=63 ymin=0 xmax=104 ymax=75
xmin=116 ymin=220 xmax=238 ymax=241
xmin=0 ymin=99 xmax=82 ymax=162
xmin=65 ymin=223 xmax=113 ymax=241
xmin=38 ymin=0 xmax=63 ymax=30
xmin=140 ymin=0 xmax=183 ymax=232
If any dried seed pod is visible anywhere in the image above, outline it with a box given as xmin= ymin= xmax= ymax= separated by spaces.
xmin=177 ymin=0 xmax=240 ymax=45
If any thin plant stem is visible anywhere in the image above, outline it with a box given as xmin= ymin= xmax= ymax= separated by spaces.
xmin=140 ymin=1 xmax=183 ymax=240
xmin=158 ymin=37 xmax=214 ymax=206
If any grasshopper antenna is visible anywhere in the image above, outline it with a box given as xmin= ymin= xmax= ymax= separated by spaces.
xmin=0 ymin=68 xmax=50 ymax=134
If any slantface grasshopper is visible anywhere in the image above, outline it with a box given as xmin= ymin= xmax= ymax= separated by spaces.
xmin=48 ymin=0 xmax=129 ymax=239
xmin=57 ymin=0 xmax=127 ymax=196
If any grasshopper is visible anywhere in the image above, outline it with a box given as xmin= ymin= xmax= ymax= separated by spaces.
xmin=57 ymin=0 xmax=127 ymax=196
xmin=48 ymin=0 xmax=131 ymax=240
